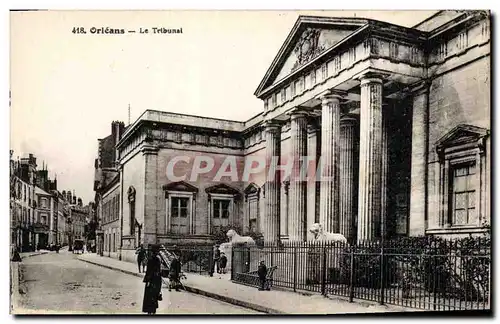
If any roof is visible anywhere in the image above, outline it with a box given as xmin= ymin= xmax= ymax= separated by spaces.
xmin=254 ymin=15 xmax=427 ymax=98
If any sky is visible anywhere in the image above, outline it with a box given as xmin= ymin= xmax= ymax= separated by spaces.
xmin=10 ymin=10 xmax=437 ymax=204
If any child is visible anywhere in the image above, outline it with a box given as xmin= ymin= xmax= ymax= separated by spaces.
xmin=219 ymin=252 xmax=228 ymax=274
xmin=257 ymin=260 xmax=268 ymax=291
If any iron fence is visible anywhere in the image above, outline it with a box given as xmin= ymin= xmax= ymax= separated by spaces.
xmin=231 ymin=236 xmax=491 ymax=311
xmin=160 ymin=244 xmax=214 ymax=275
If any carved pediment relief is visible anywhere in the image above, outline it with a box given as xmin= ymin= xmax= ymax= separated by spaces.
xmin=162 ymin=181 xmax=199 ymax=193
xmin=292 ymin=28 xmax=326 ymax=71
xmin=436 ymin=124 xmax=489 ymax=156
xmin=273 ymin=27 xmax=353 ymax=83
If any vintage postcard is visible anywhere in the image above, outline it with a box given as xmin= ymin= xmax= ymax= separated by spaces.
xmin=9 ymin=10 xmax=491 ymax=315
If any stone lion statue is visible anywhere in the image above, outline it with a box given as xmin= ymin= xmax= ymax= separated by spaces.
xmin=226 ymin=229 xmax=256 ymax=245
xmin=309 ymin=223 xmax=347 ymax=243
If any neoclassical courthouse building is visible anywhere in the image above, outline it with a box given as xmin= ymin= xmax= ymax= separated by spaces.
xmin=93 ymin=11 xmax=490 ymax=261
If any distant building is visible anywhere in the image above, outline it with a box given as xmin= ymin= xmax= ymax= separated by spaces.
xmin=10 ymin=153 xmax=38 ymax=252
xmin=93 ymin=121 xmax=125 ymax=257
xmin=34 ymin=165 xmax=58 ymax=248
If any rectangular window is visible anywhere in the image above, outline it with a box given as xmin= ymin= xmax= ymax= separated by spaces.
xmin=170 ymin=196 xmax=190 ymax=234
xmin=213 ymin=199 xmax=230 ymax=219
xmin=451 ymin=163 xmax=476 ymax=225
xmin=171 ymin=197 xmax=189 ymax=218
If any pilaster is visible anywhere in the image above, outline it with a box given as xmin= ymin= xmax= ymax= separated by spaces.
xmin=142 ymin=145 xmax=159 ymax=245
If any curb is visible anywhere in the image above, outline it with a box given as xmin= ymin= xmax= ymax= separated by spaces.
xmin=77 ymin=257 xmax=283 ymax=314
xmin=10 ymin=262 xmax=20 ymax=313
xmin=21 ymin=251 xmax=49 ymax=259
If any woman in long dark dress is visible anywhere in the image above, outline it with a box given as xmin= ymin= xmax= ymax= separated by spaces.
xmin=142 ymin=244 xmax=162 ymax=315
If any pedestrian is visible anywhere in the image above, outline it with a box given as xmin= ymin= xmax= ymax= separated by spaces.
xmin=209 ymin=244 xmax=220 ymax=277
xmin=219 ymin=252 xmax=227 ymax=274
xmin=136 ymin=244 xmax=147 ymax=273
xmin=142 ymin=244 xmax=163 ymax=315
xmin=11 ymin=247 xmax=22 ymax=262
xmin=168 ymin=252 xmax=182 ymax=292
xmin=257 ymin=260 xmax=268 ymax=291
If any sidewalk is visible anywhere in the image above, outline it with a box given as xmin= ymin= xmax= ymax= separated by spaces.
xmin=78 ymin=253 xmax=418 ymax=314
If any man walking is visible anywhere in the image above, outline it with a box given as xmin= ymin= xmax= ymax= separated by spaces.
xmin=209 ymin=244 xmax=220 ymax=277
xmin=136 ymin=244 xmax=147 ymax=273
xmin=257 ymin=260 xmax=268 ymax=291
xmin=169 ymin=252 xmax=182 ymax=292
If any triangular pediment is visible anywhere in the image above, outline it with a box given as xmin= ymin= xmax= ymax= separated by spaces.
xmin=436 ymin=124 xmax=489 ymax=151
xmin=255 ymin=16 xmax=368 ymax=97
xmin=244 ymin=183 xmax=261 ymax=196
xmin=205 ymin=183 xmax=241 ymax=197
xmin=162 ymin=181 xmax=199 ymax=193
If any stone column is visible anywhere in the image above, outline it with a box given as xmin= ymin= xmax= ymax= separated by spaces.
xmin=288 ymin=109 xmax=308 ymax=241
xmin=339 ymin=114 xmax=358 ymax=242
xmin=264 ymin=121 xmax=281 ymax=243
xmin=319 ymin=90 xmax=345 ymax=233
xmin=142 ymin=145 xmax=159 ymax=245
xmin=380 ymin=103 xmax=389 ymax=239
xmin=357 ymin=74 xmax=384 ymax=242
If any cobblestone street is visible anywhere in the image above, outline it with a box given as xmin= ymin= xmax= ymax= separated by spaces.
xmin=15 ymin=251 xmax=260 ymax=314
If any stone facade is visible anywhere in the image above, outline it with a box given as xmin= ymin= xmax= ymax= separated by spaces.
xmin=95 ymin=11 xmax=490 ymax=257
xmin=101 ymin=182 xmax=120 ymax=259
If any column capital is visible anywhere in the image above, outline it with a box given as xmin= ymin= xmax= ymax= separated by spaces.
xmin=141 ymin=145 xmax=159 ymax=156
xmin=287 ymin=107 xmax=309 ymax=120
xmin=340 ymin=113 xmax=359 ymax=126
xmin=317 ymin=89 xmax=347 ymax=103
xmin=354 ymin=69 xmax=390 ymax=85
xmin=263 ymin=120 xmax=283 ymax=132
xmin=406 ymin=79 xmax=431 ymax=95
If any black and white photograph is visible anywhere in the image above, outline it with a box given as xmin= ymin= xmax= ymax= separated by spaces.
xmin=8 ymin=8 xmax=492 ymax=315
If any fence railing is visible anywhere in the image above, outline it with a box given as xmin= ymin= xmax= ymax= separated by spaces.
xmin=231 ymin=237 xmax=491 ymax=311
xmin=161 ymin=244 xmax=214 ymax=275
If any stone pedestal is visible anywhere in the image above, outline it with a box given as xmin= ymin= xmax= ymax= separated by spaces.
xmin=289 ymin=109 xmax=308 ymax=241
xmin=264 ymin=122 xmax=281 ymax=242
xmin=357 ymin=76 xmax=383 ymax=242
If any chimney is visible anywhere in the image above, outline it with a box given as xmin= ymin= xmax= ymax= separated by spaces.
xmin=112 ymin=121 xmax=124 ymax=166
xmin=78 ymin=198 xmax=82 ymax=207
